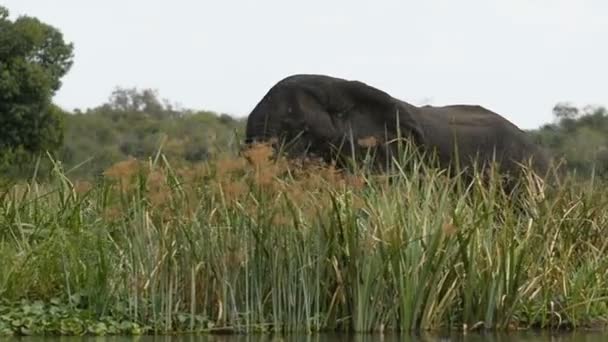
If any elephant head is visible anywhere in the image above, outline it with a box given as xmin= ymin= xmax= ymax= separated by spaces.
xmin=245 ymin=74 xmax=426 ymax=169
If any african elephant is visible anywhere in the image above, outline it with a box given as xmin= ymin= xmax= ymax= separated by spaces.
xmin=244 ymin=74 xmax=552 ymax=189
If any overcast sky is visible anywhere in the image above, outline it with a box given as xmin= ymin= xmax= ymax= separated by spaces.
xmin=4 ymin=0 xmax=608 ymax=129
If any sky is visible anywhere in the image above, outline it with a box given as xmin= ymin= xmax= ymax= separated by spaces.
xmin=3 ymin=0 xmax=608 ymax=129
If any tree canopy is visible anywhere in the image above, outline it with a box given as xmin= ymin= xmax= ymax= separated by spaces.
xmin=0 ymin=6 xmax=74 ymax=165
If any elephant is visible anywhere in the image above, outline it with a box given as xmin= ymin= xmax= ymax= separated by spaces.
xmin=244 ymin=74 xmax=553 ymax=191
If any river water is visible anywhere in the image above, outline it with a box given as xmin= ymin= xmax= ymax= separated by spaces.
xmin=11 ymin=331 xmax=608 ymax=342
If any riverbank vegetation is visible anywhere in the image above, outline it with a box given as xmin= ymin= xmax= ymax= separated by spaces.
xmin=2 ymin=4 xmax=608 ymax=337
xmin=1 ymin=143 xmax=607 ymax=336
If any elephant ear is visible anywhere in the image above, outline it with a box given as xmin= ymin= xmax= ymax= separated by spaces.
xmin=343 ymin=80 xmax=425 ymax=145
xmin=343 ymin=80 xmax=395 ymax=109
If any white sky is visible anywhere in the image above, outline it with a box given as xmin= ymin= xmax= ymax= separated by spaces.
xmin=4 ymin=0 xmax=608 ymax=129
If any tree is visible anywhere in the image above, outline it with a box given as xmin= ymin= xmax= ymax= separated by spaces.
xmin=0 ymin=6 xmax=73 ymax=162
xmin=552 ymin=102 xmax=579 ymax=120
xmin=105 ymin=87 xmax=180 ymax=119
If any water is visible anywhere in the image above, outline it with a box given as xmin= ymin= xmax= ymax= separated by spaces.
xmin=10 ymin=331 xmax=608 ymax=342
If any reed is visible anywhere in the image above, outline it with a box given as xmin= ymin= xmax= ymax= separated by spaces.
xmin=0 ymin=142 xmax=607 ymax=335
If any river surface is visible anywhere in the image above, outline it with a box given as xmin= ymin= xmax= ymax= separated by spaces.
xmin=10 ymin=331 xmax=608 ymax=342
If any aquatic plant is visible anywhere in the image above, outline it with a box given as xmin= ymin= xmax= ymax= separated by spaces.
xmin=0 ymin=143 xmax=607 ymax=336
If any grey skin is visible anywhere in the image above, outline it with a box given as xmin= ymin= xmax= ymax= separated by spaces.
xmin=244 ymin=74 xmax=552 ymax=190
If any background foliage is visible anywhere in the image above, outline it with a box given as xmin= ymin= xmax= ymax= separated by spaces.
xmin=0 ymin=6 xmax=73 ymax=176
xmin=54 ymin=87 xmax=245 ymax=180
xmin=530 ymin=103 xmax=608 ymax=179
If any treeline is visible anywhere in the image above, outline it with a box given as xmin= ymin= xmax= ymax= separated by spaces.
xmin=530 ymin=103 xmax=608 ymax=178
xmin=54 ymin=87 xmax=246 ymax=179
xmin=2 ymin=87 xmax=246 ymax=181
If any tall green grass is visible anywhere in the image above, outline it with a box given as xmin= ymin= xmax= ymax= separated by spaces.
xmin=0 ymin=143 xmax=607 ymax=335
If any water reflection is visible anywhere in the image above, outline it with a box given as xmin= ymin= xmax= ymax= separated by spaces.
xmin=12 ymin=331 xmax=608 ymax=342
